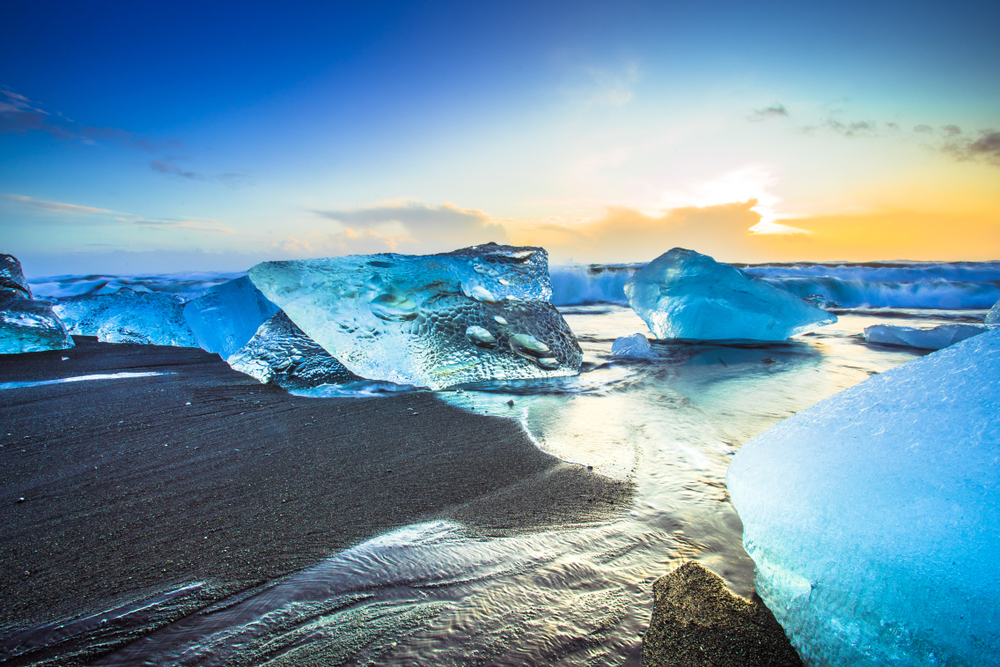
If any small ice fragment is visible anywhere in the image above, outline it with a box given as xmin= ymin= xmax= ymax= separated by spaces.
xmin=0 ymin=255 xmax=75 ymax=354
xmin=61 ymin=356 xmax=69 ymax=361
xmin=624 ymin=248 xmax=836 ymax=340
xmin=986 ymin=299 xmax=1000 ymax=326
xmin=611 ymin=333 xmax=656 ymax=358
xmin=864 ymin=323 xmax=989 ymax=350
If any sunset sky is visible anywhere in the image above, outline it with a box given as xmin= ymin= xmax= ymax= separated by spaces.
xmin=2 ymin=0 xmax=998 ymax=276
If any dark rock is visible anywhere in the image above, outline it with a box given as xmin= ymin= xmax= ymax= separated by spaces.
xmin=642 ymin=561 xmax=803 ymax=667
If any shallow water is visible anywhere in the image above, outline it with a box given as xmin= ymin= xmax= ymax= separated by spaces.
xmin=80 ymin=304 xmax=964 ymax=666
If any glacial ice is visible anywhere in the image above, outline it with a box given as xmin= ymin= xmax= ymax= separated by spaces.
xmin=727 ymin=328 xmax=1000 ymax=667
xmin=0 ymin=254 xmax=74 ymax=354
xmin=864 ymin=322 xmax=989 ymax=350
xmin=624 ymin=248 xmax=836 ymax=341
xmin=183 ymin=276 xmax=279 ymax=358
xmin=987 ymin=299 xmax=1000 ymax=326
xmin=227 ymin=312 xmax=359 ymax=389
xmin=53 ymin=288 xmax=197 ymax=347
xmin=247 ymin=244 xmax=583 ymax=390
xmin=611 ymin=333 xmax=657 ymax=358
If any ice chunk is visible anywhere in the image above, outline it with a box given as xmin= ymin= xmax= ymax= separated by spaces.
xmin=611 ymin=333 xmax=657 ymax=358
xmin=727 ymin=328 xmax=1000 ymax=666
xmin=0 ymin=255 xmax=74 ymax=354
xmin=865 ymin=322 xmax=989 ymax=350
xmin=53 ymin=288 xmax=197 ymax=347
xmin=987 ymin=299 xmax=1000 ymax=326
xmin=227 ymin=312 xmax=359 ymax=389
xmin=247 ymin=243 xmax=582 ymax=390
xmin=182 ymin=276 xmax=279 ymax=358
xmin=624 ymin=248 xmax=836 ymax=340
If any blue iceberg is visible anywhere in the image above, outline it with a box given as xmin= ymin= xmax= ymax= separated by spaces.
xmin=727 ymin=328 xmax=1000 ymax=666
xmin=625 ymin=248 xmax=836 ymax=340
xmin=865 ymin=322 xmax=989 ymax=350
xmin=182 ymin=276 xmax=279 ymax=358
xmin=227 ymin=312 xmax=359 ymax=389
xmin=987 ymin=299 xmax=1000 ymax=326
xmin=247 ymin=243 xmax=582 ymax=390
xmin=53 ymin=288 xmax=197 ymax=347
xmin=0 ymin=254 xmax=74 ymax=354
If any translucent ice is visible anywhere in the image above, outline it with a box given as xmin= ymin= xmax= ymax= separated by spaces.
xmin=227 ymin=312 xmax=359 ymax=389
xmin=727 ymin=328 xmax=1000 ymax=666
xmin=182 ymin=276 xmax=279 ymax=358
xmin=247 ymin=243 xmax=582 ymax=390
xmin=987 ymin=299 xmax=1000 ymax=326
xmin=864 ymin=322 xmax=989 ymax=350
xmin=0 ymin=255 xmax=74 ymax=354
xmin=611 ymin=333 xmax=656 ymax=358
xmin=53 ymin=288 xmax=197 ymax=347
xmin=624 ymin=248 xmax=836 ymax=340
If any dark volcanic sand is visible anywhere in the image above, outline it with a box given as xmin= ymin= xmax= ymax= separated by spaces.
xmin=0 ymin=339 xmax=632 ymax=664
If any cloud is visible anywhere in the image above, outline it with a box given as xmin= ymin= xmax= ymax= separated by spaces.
xmin=0 ymin=88 xmax=175 ymax=151
xmin=943 ymin=129 xmax=1000 ymax=166
xmin=2 ymin=193 xmax=234 ymax=233
xmin=913 ymin=124 xmax=933 ymax=133
xmin=150 ymin=157 xmax=202 ymax=180
xmin=824 ymin=119 xmax=877 ymax=137
xmin=941 ymin=124 xmax=962 ymax=136
xmin=748 ymin=104 xmax=789 ymax=121
xmin=309 ymin=200 xmax=508 ymax=254
xmin=1 ymin=194 xmax=125 ymax=216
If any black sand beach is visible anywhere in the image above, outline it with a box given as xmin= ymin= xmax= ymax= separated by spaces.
xmin=0 ymin=339 xmax=632 ymax=664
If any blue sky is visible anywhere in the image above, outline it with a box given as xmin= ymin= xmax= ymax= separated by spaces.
xmin=2 ymin=0 xmax=999 ymax=276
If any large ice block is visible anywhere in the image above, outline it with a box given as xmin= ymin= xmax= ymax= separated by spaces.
xmin=183 ymin=276 xmax=279 ymax=358
xmin=727 ymin=328 xmax=1000 ymax=666
xmin=247 ymin=243 xmax=583 ymax=390
xmin=624 ymin=248 xmax=836 ymax=340
xmin=864 ymin=322 xmax=988 ymax=350
xmin=0 ymin=255 xmax=74 ymax=354
xmin=227 ymin=312 xmax=360 ymax=389
xmin=53 ymin=288 xmax=197 ymax=347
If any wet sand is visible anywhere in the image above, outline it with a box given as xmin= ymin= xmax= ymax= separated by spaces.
xmin=0 ymin=339 xmax=632 ymax=665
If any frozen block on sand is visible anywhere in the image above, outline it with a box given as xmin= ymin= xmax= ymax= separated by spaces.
xmin=183 ymin=276 xmax=280 ymax=358
xmin=1 ymin=254 xmax=32 ymax=299
xmin=625 ymin=248 xmax=836 ymax=341
xmin=248 ymin=243 xmax=583 ymax=390
xmin=0 ymin=255 xmax=74 ymax=354
xmin=727 ymin=328 xmax=1000 ymax=666
xmin=611 ymin=333 xmax=657 ymax=358
xmin=227 ymin=311 xmax=360 ymax=389
xmin=53 ymin=288 xmax=197 ymax=347
xmin=864 ymin=322 xmax=988 ymax=350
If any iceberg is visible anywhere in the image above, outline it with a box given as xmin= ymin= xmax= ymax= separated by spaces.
xmin=987 ymin=299 xmax=1000 ymax=326
xmin=183 ymin=276 xmax=279 ymax=358
xmin=864 ymin=322 xmax=989 ymax=350
xmin=53 ymin=288 xmax=197 ymax=347
xmin=625 ymin=248 xmax=835 ymax=341
xmin=0 ymin=254 xmax=74 ymax=354
xmin=726 ymin=328 xmax=1000 ymax=666
xmin=247 ymin=244 xmax=582 ymax=390
xmin=611 ymin=333 xmax=657 ymax=358
xmin=227 ymin=312 xmax=359 ymax=389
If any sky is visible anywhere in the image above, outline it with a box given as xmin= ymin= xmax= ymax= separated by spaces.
xmin=2 ymin=0 xmax=999 ymax=276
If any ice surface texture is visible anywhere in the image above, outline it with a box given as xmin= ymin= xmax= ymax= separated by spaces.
xmin=183 ymin=276 xmax=279 ymax=358
xmin=227 ymin=312 xmax=359 ymax=389
xmin=865 ymin=323 xmax=989 ymax=350
xmin=727 ymin=328 xmax=1000 ymax=667
xmin=0 ymin=255 xmax=74 ymax=354
xmin=54 ymin=288 xmax=197 ymax=347
xmin=987 ymin=299 xmax=1000 ymax=326
xmin=248 ymin=244 xmax=582 ymax=390
xmin=625 ymin=248 xmax=836 ymax=341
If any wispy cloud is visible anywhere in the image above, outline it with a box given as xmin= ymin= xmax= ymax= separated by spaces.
xmin=747 ymin=103 xmax=789 ymax=121
xmin=2 ymin=194 xmax=235 ymax=233
xmin=824 ymin=119 xmax=877 ymax=137
xmin=149 ymin=156 xmax=249 ymax=185
xmin=942 ymin=129 xmax=1000 ymax=166
xmin=0 ymin=88 xmax=177 ymax=151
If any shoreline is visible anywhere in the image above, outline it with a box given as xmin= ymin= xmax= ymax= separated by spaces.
xmin=1 ymin=339 xmax=633 ymax=663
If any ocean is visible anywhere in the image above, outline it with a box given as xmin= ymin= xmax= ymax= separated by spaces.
xmin=20 ymin=260 xmax=1000 ymax=665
